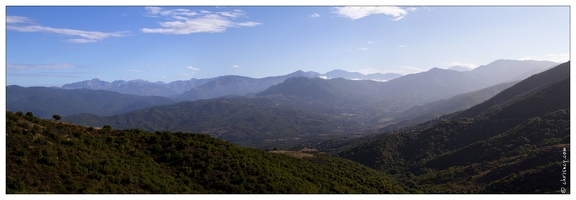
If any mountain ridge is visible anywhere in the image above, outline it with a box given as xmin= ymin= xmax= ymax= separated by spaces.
xmin=61 ymin=69 xmax=403 ymax=98
xmin=6 ymin=85 xmax=176 ymax=119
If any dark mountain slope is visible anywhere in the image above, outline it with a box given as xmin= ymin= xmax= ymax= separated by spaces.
xmin=380 ymin=81 xmax=517 ymax=131
xmin=257 ymin=77 xmax=383 ymax=106
xmin=338 ymin=61 xmax=570 ymax=193
xmin=6 ymin=111 xmax=406 ymax=194
xmin=6 ymin=86 xmax=175 ymax=119
xmin=458 ymin=61 xmax=569 ymax=118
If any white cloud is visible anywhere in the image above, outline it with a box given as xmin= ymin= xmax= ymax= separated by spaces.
xmin=187 ymin=66 xmax=201 ymax=71
xmin=7 ymin=24 xmax=129 ymax=43
xmin=142 ymin=7 xmax=261 ymax=34
xmin=310 ymin=13 xmax=320 ymax=18
xmin=127 ymin=69 xmax=143 ymax=72
xmin=399 ymin=45 xmax=405 ymax=48
xmin=543 ymin=53 xmax=569 ymax=63
xmin=398 ymin=66 xmax=427 ymax=74
xmin=367 ymin=41 xmax=375 ymax=44
xmin=333 ymin=6 xmax=409 ymax=21
xmin=231 ymin=65 xmax=240 ymax=68
xmin=6 ymin=16 xmax=34 ymax=24
xmin=357 ymin=47 xmax=369 ymax=51
xmin=519 ymin=56 xmax=532 ymax=60
xmin=444 ymin=61 xmax=479 ymax=69
xmin=237 ymin=22 xmax=262 ymax=27
xmin=7 ymin=63 xmax=81 ymax=70
xmin=219 ymin=11 xmax=244 ymax=18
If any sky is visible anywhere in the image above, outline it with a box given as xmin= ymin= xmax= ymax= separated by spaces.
xmin=4 ymin=4 xmax=571 ymax=87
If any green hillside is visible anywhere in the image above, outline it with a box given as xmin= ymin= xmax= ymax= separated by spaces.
xmin=6 ymin=111 xmax=406 ymax=194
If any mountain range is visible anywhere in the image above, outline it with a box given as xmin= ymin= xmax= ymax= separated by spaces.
xmin=58 ymin=59 xmax=560 ymax=148
xmin=62 ymin=70 xmax=401 ymax=99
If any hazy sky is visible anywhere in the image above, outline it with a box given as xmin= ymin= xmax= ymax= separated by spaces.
xmin=5 ymin=5 xmax=570 ymax=86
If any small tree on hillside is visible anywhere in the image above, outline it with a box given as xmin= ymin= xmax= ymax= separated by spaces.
xmin=53 ymin=114 xmax=62 ymax=122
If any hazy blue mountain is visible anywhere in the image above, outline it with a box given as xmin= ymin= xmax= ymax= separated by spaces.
xmin=61 ymin=78 xmax=112 ymax=90
xmin=465 ymin=59 xmax=556 ymax=85
xmin=447 ymin=66 xmax=472 ymax=71
xmin=176 ymin=70 xmax=320 ymax=101
xmin=61 ymin=78 xmax=210 ymax=97
xmin=322 ymin=69 xmax=401 ymax=81
xmin=163 ymin=78 xmax=216 ymax=95
xmin=6 ymin=85 xmax=175 ymax=119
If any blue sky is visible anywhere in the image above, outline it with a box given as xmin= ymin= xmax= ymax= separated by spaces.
xmin=5 ymin=5 xmax=570 ymax=87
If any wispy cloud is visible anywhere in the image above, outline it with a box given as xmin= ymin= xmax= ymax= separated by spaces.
xmin=519 ymin=56 xmax=532 ymax=61
xmin=444 ymin=61 xmax=479 ymax=69
xmin=7 ymin=63 xmax=82 ymax=70
xmin=357 ymin=47 xmax=369 ymax=51
xmin=180 ymin=73 xmax=192 ymax=77
xmin=141 ymin=7 xmax=261 ymax=34
xmin=127 ymin=69 xmax=143 ymax=72
xmin=518 ymin=54 xmax=568 ymax=63
xmin=398 ymin=66 xmax=426 ymax=74
xmin=333 ymin=6 xmax=409 ymax=21
xmin=367 ymin=41 xmax=375 ymax=44
xmin=399 ymin=45 xmax=405 ymax=48
xmin=8 ymin=72 xmax=84 ymax=78
xmin=187 ymin=66 xmax=201 ymax=71
xmin=231 ymin=65 xmax=240 ymax=68
xmin=310 ymin=13 xmax=320 ymax=18
xmin=6 ymin=16 xmax=35 ymax=24
xmin=7 ymin=16 xmax=129 ymax=43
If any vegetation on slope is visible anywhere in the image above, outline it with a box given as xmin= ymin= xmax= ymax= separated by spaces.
xmin=62 ymin=97 xmax=371 ymax=149
xmin=6 ymin=111 xmax=406 ymax=194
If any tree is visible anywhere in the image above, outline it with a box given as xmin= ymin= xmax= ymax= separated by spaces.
xmin=53 ymin=115 xmax=62 ymax=122
xmin=25 ymin=112 xmax=34 ymax=118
